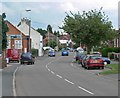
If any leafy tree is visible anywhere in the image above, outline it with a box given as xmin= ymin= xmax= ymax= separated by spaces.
xmin=46 ymin=40 xmax=57 ymax=49
xmin=61 ymin=9 xmax=117 ymax=54
xmin=54 ymin=30 xmax=60 ymax=37
xmin=1 ymin=13 xmax=8 ymax=51
xmin=36 ymin=28 xmax=47 ymax=39
xmin=47 ymin=24 xmax=53 ymax=33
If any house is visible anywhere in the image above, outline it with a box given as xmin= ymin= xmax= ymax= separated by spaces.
xmin=17 ymin=18 xmax=43 ymax=56
xmin=59 ymin=32 xmax=74 ymax=48
xmin=5 ymin=21 xmax=29 ymax=54
xmin=43 ymin=32 xmax=56 ymax=46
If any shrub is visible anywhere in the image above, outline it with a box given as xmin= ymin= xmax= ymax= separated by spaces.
xmin=31 ymin=48 xmax=38 ymax=57
xmin=101 ymin=47 xmax=120 ymax=57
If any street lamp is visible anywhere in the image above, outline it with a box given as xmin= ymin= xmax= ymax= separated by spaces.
xmin=25 ymin=9 xmax=31 ymax=52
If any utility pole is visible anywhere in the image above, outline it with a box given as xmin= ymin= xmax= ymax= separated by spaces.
xmin=25 ymin=9 xmax=31 ymax=52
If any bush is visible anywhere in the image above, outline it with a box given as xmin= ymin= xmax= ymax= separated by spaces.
xmin=101 ymin=47 xmax=120 ymax=57
xmin=31 ymin=48 xmax=38 ymax=57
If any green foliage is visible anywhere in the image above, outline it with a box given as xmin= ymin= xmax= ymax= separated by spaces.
xmin=1 ymin=13 xmax=9 ymax=50
xmin=36 ymin=28 xmax=47 ymax=39
xmin=54 ymin=30 xmax=60 ymax=37
xmin=101 ymin=47 xmax=120 ymax=57
xmin=31 ymin=48 xmax=38 ymax=56
xmin=46 ymin=40 xmax=57 ymax=49
xmin=61 ymin=8 xmax=116 ymax=54
xmin=47 ymin=24 xmax=53 ymax=33
xmin=100 ymin=64 xmax=120 ymax=74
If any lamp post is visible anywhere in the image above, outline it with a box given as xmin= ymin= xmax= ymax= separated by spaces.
xmin=25 ymin=9 xmax=31 ymax=52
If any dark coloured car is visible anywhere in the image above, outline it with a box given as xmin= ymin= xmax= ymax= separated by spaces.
xmin=75 ymin=52 xmax=84 ymax=61
xmin=20 ymin=52 xmax=35 ymax=65
xmin=48 ymin=50 xmax=55 ymax=57
xmin=78 ymin=54 xmax=86 ymax=64
xmin=102 ymin=57 xmax=111 ymax=65
xmin=61 ymin=48 xmax=69 ymax=56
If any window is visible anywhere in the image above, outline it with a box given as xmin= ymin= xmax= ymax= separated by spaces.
xmin=11 ymin=35 xmax=21 ymax=39
xmin=15 ymin=40 xmax=22 ymax=49
xmin=7 ymin=40 xmax=11 ymax=49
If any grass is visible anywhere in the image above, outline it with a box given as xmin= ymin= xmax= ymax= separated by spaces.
xmin=100 ymin=64 xmax=120 ymax=75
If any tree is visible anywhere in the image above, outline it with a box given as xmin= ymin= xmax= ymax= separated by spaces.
xmin=61 ymin=9 xmax=117 ymax=54
xmin=47 ymin=24 xmax=53 ymax=33
xmin=36 ymin=28 xmax=47 ymax=39
xmin=1 ymin=13 xmax=8 ymax=51
xmin=46 ymin=40 xmax=57 ymax=49
xmin=54 ymin=30 xmax=60 ymax=37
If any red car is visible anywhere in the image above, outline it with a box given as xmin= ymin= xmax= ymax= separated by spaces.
xmin=7 ymin=49 xmax=20 ymax=63
xmin=84 ymin=55 xmax=104 ymax=69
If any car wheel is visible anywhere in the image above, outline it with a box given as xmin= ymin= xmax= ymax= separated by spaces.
xmin=86 ymin=66 xmax=90 ymax=70
xmin=20 ymin=62 xmax=22 ymax=64
xmin=101 ymin=66 xmax=104 ymax=69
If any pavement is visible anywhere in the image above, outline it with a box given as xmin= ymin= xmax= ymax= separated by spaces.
xmin=0 ymin=63 xmax=19 ymax=97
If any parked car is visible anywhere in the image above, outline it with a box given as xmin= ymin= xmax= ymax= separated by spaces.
xmin=61 ymin=48 xmax=69 ymax=56
xmin=74 ymin=52 xmax=81 ymax=61
xmin=102 ymin=57 xmax=111 ymax=65
xmin=84 ymin=55 xmax=104 ymax=69
xmin=69 ymin=48 xmax=74 ymax=52
xmin=7 ymin=49 xmax=20 ymax=63
xmin=92 ymin=52 xmax=102 ymax=57
xmin=81 ymin=55 xmax=87 ymax=67
xmin=20 ymin=52 xmax=35 ymax=65
xmin=76 ymin=47 xmax=84 ymax=53
xmin=78 ymin=54 xmax=86 ymax=64
xmin=48 ymin=50 xmax=55 ymax=57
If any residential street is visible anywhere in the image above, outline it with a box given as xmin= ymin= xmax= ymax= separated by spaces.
xmin=11 ymin=52 xmax=118 ymax=96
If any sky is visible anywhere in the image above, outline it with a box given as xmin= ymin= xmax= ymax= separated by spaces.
xmin=0 ymin=0 xmax=120 ymax=32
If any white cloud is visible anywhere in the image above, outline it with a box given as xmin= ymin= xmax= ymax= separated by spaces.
xmin=60 ymin=2 xmax=78 ymax=12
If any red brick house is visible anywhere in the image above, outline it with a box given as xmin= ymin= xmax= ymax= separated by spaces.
xmin=5 ymin=21 xmax=30 ymax=54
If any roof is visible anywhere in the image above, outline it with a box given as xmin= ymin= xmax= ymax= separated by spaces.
xmin=5 ymin=21 xmax=26 ymax=36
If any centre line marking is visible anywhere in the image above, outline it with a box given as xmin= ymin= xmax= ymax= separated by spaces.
xmin=48 ymin=68 xmax=50 ymax=71
xmin=51 ymin=71 xmax=55 ymax=74
xmin=56 ymin=74 xmax=62 ymax=78
xmin=78 ymin=86 xmax=94 ymax=95
xmin=64 ymin=79 xmax=74 ymax=85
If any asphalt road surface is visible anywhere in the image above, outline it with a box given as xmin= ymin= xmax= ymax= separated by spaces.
xmin=14 ymin=52 xmax=118 ymax=96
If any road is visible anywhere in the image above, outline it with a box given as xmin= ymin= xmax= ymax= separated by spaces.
xmin=14 ymin=52 xmax=118 ymax=96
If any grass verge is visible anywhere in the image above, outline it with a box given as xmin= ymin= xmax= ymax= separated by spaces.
xmin=100 ymin=64 xmax=120 ymax=75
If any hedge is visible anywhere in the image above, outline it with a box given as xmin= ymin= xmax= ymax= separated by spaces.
xmin=31 ymin=48 xmax=38 ymax=57
xmin=101 ymin=47 xmax=120 ymax=58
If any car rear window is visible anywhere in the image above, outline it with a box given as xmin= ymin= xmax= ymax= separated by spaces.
xmin=90 ymin=56 xmax=102 ymax=60
xmin=22 ymin=53 xmax=31 ymax=57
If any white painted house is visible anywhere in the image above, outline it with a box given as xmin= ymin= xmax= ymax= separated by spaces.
xmin=17 ymin=18 xmax=43 ymax=56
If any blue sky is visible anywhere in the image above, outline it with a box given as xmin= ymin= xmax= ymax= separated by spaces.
xmin=1 ymin=0 xmax=119 ymax=32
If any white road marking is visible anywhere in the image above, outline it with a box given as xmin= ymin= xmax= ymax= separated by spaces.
xmin=13 ymin=66 xmax=20 ymax=96
xmin=64 ymin=79 xmax=74 ymax=85
xmin=46 ymin=65 xmax=48 ymax=69
xmin=51 ymin=71 xmax=55 ymax=74
xmin=71 ymin=63 xmax=73 ymax=66
xmin=45 ymin=56 xmax=95 ymax=95
xmin=78 ymin=86 xmax=94 ymax=95
xmin=56 ymin=74 xmax=62 ymax=79
xmin=48 ymin=68 xmax=50 ymax=71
